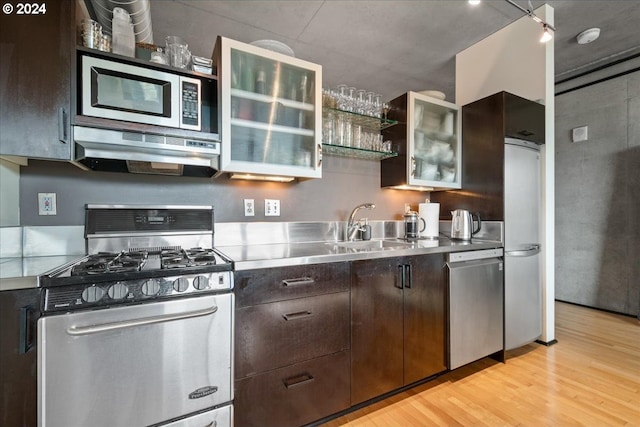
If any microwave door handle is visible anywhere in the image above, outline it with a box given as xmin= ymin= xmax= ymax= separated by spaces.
xmin=66 ymin=305 xmax=218 ymax=336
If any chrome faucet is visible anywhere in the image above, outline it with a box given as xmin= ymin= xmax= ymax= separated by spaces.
xmin=346 ymin=203 xmax=375 ymax=241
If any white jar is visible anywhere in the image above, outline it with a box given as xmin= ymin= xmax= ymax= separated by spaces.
xmin=111 ymin=7 xmax=135 ymax=57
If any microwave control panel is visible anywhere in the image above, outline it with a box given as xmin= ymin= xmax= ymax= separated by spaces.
xmin=182 ymin=81 xmax=200 ymax=127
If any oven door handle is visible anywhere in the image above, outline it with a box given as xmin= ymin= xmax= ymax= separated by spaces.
xmin=66 ymin=305 xmax=218 ymax=336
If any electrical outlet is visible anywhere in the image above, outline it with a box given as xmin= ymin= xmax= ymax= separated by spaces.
xmin=38 ymin=193 xmax=57 ymax=215
xmin=265 ymin=199 xmax=280 ymax=217
xmin=244 ymin=199 xmax=255 ymax=216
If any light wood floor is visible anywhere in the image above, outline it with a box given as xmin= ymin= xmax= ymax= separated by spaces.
xmin=321 ymin=301 xmax=640 ymax=426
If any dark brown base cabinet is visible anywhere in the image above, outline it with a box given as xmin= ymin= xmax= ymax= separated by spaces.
xmin=233 ymin=263 xmax=351 ymax=427
xmin=351 ymin=254 xmax=447 ymax=405
xmin=0 ymin=288 xmax=41 ymax=427
xmin=235 ymin=351 xmax=350 ymax=427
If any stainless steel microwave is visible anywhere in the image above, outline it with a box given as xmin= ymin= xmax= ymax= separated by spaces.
xmin=80 ymin=55 xmax=203 ymax=131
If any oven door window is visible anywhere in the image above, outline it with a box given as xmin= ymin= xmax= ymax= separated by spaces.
xmin=81 ymin=56 xmax=182 ymax=129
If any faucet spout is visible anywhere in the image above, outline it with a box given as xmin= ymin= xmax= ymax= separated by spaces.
xmin=346 ymin=203 xmax=376 ymax=241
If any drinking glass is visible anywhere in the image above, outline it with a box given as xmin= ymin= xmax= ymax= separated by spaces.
xmin=336 ymin=84 xmax=349 ymax=110
xmin=382 ymin=102 xmax=391 ymax=119
xmin=323 ymin=111 xmax=335 ymax=145
xmin=374 ymin=94 xmax=383 ymax=118
xmin=365 ymin=92 xmax=375 ymax=116
xmin=347 ymin=87 xmax=356 ymax=112
xmin=355 ymin=89 xmax=366 ymax=114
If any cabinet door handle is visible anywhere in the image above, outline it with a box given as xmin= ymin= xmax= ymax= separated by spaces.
xmin=404 ymin=264 xmax=412 ymax=289
xmin=410 ymin=156 xmax=416 ymax=177
xmin=58 ymin=107 xmax=68 ymax=144
xmin=19 ymin=304 xmax=35 ymax=354
xmin=283 ymin=372 xmax=315 ymax=389
xmin=282 ymin=277 xmax=315 ymax=287
xmin=396 ymin=265 xmax=404 ymax=289
xmin=282 ymin=310 xmax=313 ymax=321
xmin=317 ymin=143 xmax=323 ymax=167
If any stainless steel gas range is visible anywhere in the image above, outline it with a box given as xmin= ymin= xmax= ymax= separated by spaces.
xmin=38 ymin=205 xmax=234 ymax=427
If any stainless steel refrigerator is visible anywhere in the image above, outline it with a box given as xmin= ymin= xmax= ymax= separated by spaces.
xmin=504 ymin=137 xmax=542 ymax=350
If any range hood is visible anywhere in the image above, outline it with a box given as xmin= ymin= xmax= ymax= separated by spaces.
xmin=72 ymin=126 xmax=221 ymax=178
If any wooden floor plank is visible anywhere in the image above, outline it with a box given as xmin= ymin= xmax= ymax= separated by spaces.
xmin=320 ymin=302 xmax=640 ymax=427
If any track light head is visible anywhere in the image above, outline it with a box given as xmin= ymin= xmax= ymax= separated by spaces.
xmin=540 ymin=24 xmax=553 ymax=43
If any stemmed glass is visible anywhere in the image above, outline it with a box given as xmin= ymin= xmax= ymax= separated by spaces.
xmin=382 ymin=102 xmax=391 ymax=120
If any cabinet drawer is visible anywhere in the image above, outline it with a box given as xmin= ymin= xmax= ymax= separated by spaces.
xmin=235 ymin=291 xmax=349 ymax=378
xmin=234 ymin=262 xmax=349 ymax=307
xmin=235 ymin=350 xmax=350 ymax=427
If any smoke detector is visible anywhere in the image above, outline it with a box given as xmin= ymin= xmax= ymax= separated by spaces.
xmin=576 ymin=28 xmax=600 ymax=45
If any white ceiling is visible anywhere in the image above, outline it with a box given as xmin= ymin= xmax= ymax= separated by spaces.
xmin=147 ymin=0 xmax=640 ymax=102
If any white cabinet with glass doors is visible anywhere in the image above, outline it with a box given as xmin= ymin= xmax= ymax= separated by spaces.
xmin=214 ymin=36 xmax=322 ymax=179
xmin=382 ymin=92 xmax=461 ymax=190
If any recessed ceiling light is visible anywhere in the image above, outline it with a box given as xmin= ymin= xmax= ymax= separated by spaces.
xmin=468 ymin=0 xmax=481 ymax=5
xmin=576 ymin=28 xmax=600 ymax=44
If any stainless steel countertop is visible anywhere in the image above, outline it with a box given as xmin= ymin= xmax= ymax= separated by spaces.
xmin=220 ymin=237 xmax=502 ymax=270
xmin=0 ymin=255 xmax=84 ymax=291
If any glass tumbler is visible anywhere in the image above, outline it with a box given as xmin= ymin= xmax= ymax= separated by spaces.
xmin=355 ymin=89 xmax=366 ymax=114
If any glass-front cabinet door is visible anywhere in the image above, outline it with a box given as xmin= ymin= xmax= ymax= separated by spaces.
xmin=382 ymin=92 xmax=461 ymax=190
xmin=408 ymin=92 xmax=460 ymax=189
xmin=214 ymin=36 xmax=322 ymax=179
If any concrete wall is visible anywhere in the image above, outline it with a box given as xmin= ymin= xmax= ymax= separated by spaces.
xmin=17 ymin=155 xmax=427 ymax=226
xmin=555 ymin=70 xmax=640 ymax=317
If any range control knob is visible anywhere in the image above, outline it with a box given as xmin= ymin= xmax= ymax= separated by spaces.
xmin=193 ymin=276 xmax=209 ymax=290
xmin=108 ymin=283 xmax=129 ymax=300
xmin=81 ymin=285 xmax=105 ymax=303
xmin=141 ymin=279 xmax=160 ymax=296
xmin=172 ymin=277 xmax=189 ymax=292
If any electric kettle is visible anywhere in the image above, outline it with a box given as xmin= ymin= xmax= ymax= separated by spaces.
xmin=450 ymin=209 xmax=481 ymax=241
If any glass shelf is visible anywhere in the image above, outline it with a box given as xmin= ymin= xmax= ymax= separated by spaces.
xmin=322 ymin=107 xmax=397 ymax=131
xmin=322 ymin=143 xmax=398 ymax=160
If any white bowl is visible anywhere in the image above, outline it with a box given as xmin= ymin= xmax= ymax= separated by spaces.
xmin=249 ymin=39 xmax=295 ymax=57
xmin=419 ymin=90 xmax=446 ymax=100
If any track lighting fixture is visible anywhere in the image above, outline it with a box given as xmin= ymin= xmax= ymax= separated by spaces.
xmin=540 ymin=24 xmax=553 ymax=43
xmin=504 ymin=0 xmax=555 ymax=43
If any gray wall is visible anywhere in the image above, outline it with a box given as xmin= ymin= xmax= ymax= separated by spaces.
xmin=555 ymin=70 xmax=639 ymax=316
xmin=19 ymin=155 xmax=428 ymax=226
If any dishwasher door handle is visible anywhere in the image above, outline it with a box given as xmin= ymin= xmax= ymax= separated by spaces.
xmin=505 ymin=244 xmax=541 ymax=257
xmin=67 ymin=305 xmax=218 ymax=336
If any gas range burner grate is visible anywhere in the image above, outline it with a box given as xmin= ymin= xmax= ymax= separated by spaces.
xmin=71 ymin=251 xmax=148 ymax=276
xmin=161 ymin=247 xmax=218 ymax=269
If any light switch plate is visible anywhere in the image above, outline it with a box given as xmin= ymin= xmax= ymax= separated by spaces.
xmin=265 ymin=199 xmax=280 ymax=216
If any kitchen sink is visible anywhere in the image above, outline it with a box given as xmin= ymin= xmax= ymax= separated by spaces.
xmin=328 ymin=239 xmax=413 ymax=251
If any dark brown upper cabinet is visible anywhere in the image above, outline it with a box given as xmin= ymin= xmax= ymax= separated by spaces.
xmin=430 ymin=91 xmax=545 ymax=220
xmin=0 ymin=1 xmax=74 ymax=160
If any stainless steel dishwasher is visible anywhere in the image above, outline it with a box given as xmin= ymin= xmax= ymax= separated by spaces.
xmin=447 ymin=248 xmax=504 ymax=369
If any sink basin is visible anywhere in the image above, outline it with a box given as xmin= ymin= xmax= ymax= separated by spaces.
xmin=329 ymin=240 xmax=412 ymax=251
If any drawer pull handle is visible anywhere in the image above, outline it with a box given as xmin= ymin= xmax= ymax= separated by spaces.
xmin=283 ymin=310 xmax=313 ymax=321
xmin=283 ymin=372 xmax=315 ymax=389
xmin=282 ymin=277 xmax=315 ymax=287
